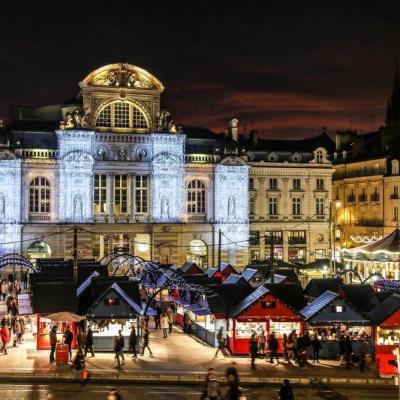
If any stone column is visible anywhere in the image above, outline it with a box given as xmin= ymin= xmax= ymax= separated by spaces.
xmin=107 ymin=173 xmax=114 ymax=222
xmin=129 ymin=173 xmax=135 ymax=223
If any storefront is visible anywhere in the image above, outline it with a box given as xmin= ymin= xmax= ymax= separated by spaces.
xmin=227 ymin=284 xmax=305 ymax=355
xmin=301 ymin=290 xmax=373 ymax=358
xmin=85 ymin=282 xmax=149 ymax=351
xmin=368 ymin=293 xmax=400 ymax=376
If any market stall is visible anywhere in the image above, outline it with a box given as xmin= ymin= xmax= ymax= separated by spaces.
xmin=227 ymin=284 xmax=305 ymax=355
xmin=85 ymin=282 xmax=148 ymax=351
xmin=368 ymin=293 xmax=400 ymax=375
xmin=301 ymin=291 xmax=373 ymax=358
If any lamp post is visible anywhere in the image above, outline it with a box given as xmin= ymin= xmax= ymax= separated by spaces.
xmin=330 ymin=201 xmax=342 ymax=277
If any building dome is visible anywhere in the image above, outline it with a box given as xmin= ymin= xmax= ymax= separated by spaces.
xmin=80 ymin=63 xmax=164 ymax=92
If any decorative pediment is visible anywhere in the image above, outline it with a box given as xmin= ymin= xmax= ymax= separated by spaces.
xmin=152 ymin=152 xmax=183 ymax=166
xmin=80 ymin=63 xmax=164 ymax=92
xmin=220 ymin=156 xmax=247 ymax=166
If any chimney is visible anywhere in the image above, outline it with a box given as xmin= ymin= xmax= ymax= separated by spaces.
xmin=229 ymin=118 xmax=239 ymax=141
xmin=249 ymin=129 xmax=259 ymax=147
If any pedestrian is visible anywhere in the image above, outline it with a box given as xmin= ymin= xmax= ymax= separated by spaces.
xmin=84 ymin=325 xmax=95 ymax=357
xmin=76 ymin=326 xmax=85 ymax=355
xmin=22 ymin=272 xmax=28 ymax=290
xmin=63 ymin=325 xmax=73 ymax=359
xmin=282 ymin=333 xmax=288 ymax=361
xmin=155 ymin=305 xmax=161 ymax=330
xmin=224 ymin=373 xmax=241 ymax=400
xmin=183 ymin=311 xmax=190 ymax=333
xmin=107 ymin=387 xmax=122 ymax=400
xmin=268 ymin=331 xmax=279 ymax=364
xmin=286 ymin=336 xmax=295 ymax=364
xmin=19 ymin=317 xmax=25 ymax=343
xmin=113 ymin=330 xmax=125 ymax=368
xmin=0 ymin=323 xmax=10 ymax=355
xmin=278 ymin=379 xmax=294 ymax=400
xmin=339 ymin=335 xmax=345 ymax=366
xmin=359 ymin=341 xmax=369 ymax=373
xmin=311 ymin=334 xmax=322 ymax=363
xmin=166 ymin=306 xmax=174 ymax=334
xmin=344 ymin=335 xmax=353 ymax=369
xmin=296 ymin=334 xmax=305 ymax=366
xmin=303 ymin=331 xmax=311 ymax=354
xmin=71 ymin=352 xmax=85 ymax=384
xmin=13 ymin=316 xmax=21 ymax=347
xmin=258 ymin=330 xmax=266 ymax=357
xmin=206 ymin=373 xmax=221 ymax=400
xmin=214 ymin=327 xmax=226 ymax=358
xmin=291 ymin=330 xmax=298 ymax=364
xmin=128 ymin=326 xmax=138 ymax=359
xmin=49 ymin=325 xmax=57 ymax=362
xmin=1 ymin=281 xmax=7 ymax=301
xmin=200 ymin=367 xmax=215 ymax=400
xmin=225 ymin=361 xmax=240 ymax=384
xmin=249 ymin=333 xmax=258 ymax=369
xmin=161 ymin=313 xmax=169 ymax=338
xmin=141 ymin=328 xmax=153 ymax=357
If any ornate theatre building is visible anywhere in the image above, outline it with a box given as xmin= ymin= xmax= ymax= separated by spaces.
xmin=0 ymin=63 xmax=333 ymax=268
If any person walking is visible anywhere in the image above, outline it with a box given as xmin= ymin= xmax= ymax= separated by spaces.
xmin=76 ymin=326 xmax=85 ymax=355
xmin=258 ymin=330 xmax=266 ymax=357
xmin=49 ymin=325 xmax=57 ymax=362
xmin=141 ymin=328 xmax=153 ymax=357
xmin=225 ymin=373 xmax=241 ymax=400
xmin=279 ymin=379 xmax=294 ymax=400
xmin=183 ymin=311 xmax=191 ymax=333
xmin=200 ymin=368 xmax=215 ymax=400
xmin=359 ymin=340 xmax=369 ymax=373
xmin=249 ymin=333 xmax=258 ymax=369
xmin=214 ymin=327 xmax=226 ymax=358
xmin=339 ymin=335 xmax=346 ymax=366
xmin=128 ymin=326 xmax=138 ymax=359
xmin=63 ymin=325 xmax=73 ymax=359
xmin=225 ymin=361 xmax=240 ymax=384
xmin=12 ymin=317 xmax=21 ymax=347
xmin=84 ymin=325 xmax=95 ymax=357
xmin=71 ymin=352 xmax=85 ymax=384
xmin=282 ymin=333 xmax=288 ymax=361
xmin=206 ymin=374 xmax=221 ymax=400
xmin=161 ymin=313 xmax=169 ymax=338
xmin=166 ymin=306 xmax=174 ymax=334
xmin=268 ymin=331 xmax=279 ymax=364
xmin=1 ymin=281 xmax=7 ymax=301
xmin=0 ymin=324 xmax=10 ymax=355
xmin=155 ymin=305 xmax=161 ymax=330
xmin=311 ymin=334 xmax=322 ymax=363
xmin=286 ymin=336 xmax=295 ymax=364
xmin=113 ymin=330 xmax=125 ymax=368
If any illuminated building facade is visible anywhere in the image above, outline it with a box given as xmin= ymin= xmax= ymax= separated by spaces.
xmin=0 ymin=63 xmax=333 ymax=268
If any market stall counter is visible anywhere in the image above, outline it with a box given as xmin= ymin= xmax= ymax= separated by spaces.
xmin=301 ymin=290 xmax=373 ymax=359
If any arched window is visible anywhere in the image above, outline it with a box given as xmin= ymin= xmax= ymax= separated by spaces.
xmin=187 ymin=180 xmax=206 ymax=214
xmin=95 ymin=100 xmax=148 ymax=130
xmin=29 ymin=177 xmax=50 ymax=213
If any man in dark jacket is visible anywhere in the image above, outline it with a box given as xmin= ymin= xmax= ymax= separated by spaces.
xmin=268 ymin=332 xmax=279 ymax=364
xmin=113 ymin=330 xmax=125 ymax=368
xmin=249 ymin=334 xmax=258 ymax=369
xmin=63 ymin=326 xmax=73 ymax=359
xmin=141 ymin=328 xmax=153 ymax=357
xmin=129 ymin=326 xmax=138 ymax=359
xmin=279 ymin=379 xmax=294 ymax=400
xmin=84 ymin=325 xmax=95 ymax=357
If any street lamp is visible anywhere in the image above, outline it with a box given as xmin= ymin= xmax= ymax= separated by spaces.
xmin=330 ymin=201 xmax=342 ymax=277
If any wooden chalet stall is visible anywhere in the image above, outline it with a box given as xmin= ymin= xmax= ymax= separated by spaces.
xmin=300 ymin=290 xmax=373 ymax=358
xmin=368 ymin=293 xmax=400 ymax=376
xmin=227 ymin=284 xmax=306 ymax=355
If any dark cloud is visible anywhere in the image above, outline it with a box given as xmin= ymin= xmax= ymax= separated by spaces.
xmin=0 ymin=0 xmax=399 ymax=138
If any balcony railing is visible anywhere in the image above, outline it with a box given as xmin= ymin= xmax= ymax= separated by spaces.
xmin=288 ymin=237 xmax=306 ymax=245
xmin=187 ymin=214 xmax=206 ymax=222
xmin=358 ymin=195 xmax=367 ymax=202
xmin=370 ymin=194 xmax=380 ymax=202
xmin=29 ymin=213 xmax=51 ymax=223
xmin=347 ymin=195 xmax=356 ymax=203
xmin=391 ymin=193 xmax=399 ymax=199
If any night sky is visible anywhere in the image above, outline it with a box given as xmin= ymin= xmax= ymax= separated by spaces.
xmin=0 ymin=0 xmax=399 ymax=138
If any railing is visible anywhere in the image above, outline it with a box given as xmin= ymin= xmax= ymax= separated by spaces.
xmin=185 ymin=154 xmax=218 ymax=163
xmin=370 ymin=194 xmax=380 ymax=202
xmin=347 ymin=195 xmax=356 ymax=203
xmin=187 ymin=214 xmax=206 ymax=222
xmin=94 ymin=214 xmax=108 ymax=223
xmin=391 ymin=193 xmax=399 ymax=199
xmin=358 ymin=195 xmax=367 ymax=202
xmin=16 ymin=149 xmax=58 ymax=159
xmin=288 ymin=237 xmax=306 ymax=245
xmin=29 ymin=213 xmax=51 ymax=222
xmin=114 ymin=214 xmax=130 ymax=223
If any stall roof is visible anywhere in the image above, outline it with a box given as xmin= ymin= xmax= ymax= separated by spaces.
xmin=32 ymin=282 xmax=77 ymax=313
xmin=219 ymin=263 xmax=237 ymax=274
xmin=266 ymin=283 xmax=307 ymax=312
xmin=305 ymin=278 xmax=343 ymax=299
xmin=241 ymin=268 xmax=259 ymax=281
xmin=340 ymin=284 xmax=380 ymax=313
xmin=300 ymin=290 xmax=339 ymax=320
xmin=206 ymin=268 xmax=218 ymax=278
xmin=180 ymin=261 xmax=203 ymax=275
xmin=229 ymin=285 xmax=269 ymax=318
xmin=265 ymin=274 xmax=288 ymax=284
xmin=77 ymin=271 xmax=100 ymax=297
xmin=367 ymin=293 xmax=400 ymax=324
xmin=223 ymin=273 xmax=248 ymax=285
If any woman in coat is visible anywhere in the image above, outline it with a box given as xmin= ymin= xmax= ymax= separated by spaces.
xmin=161 ymin=313 xmax=169 ymax=338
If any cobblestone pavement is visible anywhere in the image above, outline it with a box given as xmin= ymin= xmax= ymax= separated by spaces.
xmin=0 ymin=383 xmax=396 ymax=400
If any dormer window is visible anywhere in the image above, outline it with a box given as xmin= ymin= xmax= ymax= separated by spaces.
xmin=95 ymin=100 xmax=149 ymax=132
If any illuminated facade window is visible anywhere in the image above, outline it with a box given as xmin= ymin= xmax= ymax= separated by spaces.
xmin=95 ymin=101 xmax=148 ymax=130
xmin=135 ymin=175 xmax=148 ymax=214
xmin=94 ymin=174 xmax=107 ymax=214
xmin=187 ymin=180 xmax=205 ymax=214
xmin=92 ymin=234 xmax=109 ymax=259
xmin=29 ymin=177 xmax=50 ymax=213
xmin=114 ymin=175 xmax=128 ymax=213
xmin=316 ymin=198 xmax=324 ymax=215
xmin=292 ymin=197 xmax=301 ymax=215
xmin=269 ymin=197 xmax=278 ymax=215
xmin=316 ymin=150 xmax=323 ymax=163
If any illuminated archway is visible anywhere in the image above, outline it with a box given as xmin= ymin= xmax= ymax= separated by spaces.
xmin=27 ymin=241 xmax=51 ymax=261
xmin=186 ymin=239 xmax=208 ymax=269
